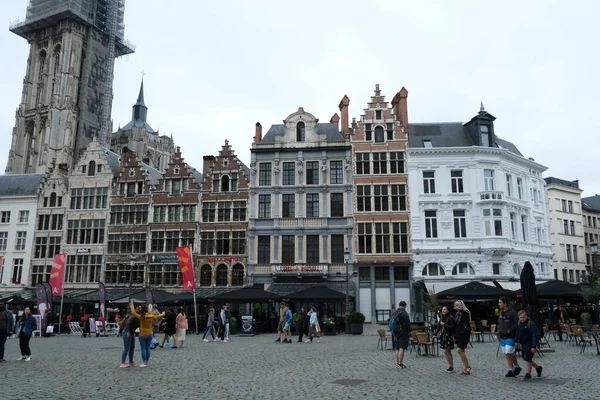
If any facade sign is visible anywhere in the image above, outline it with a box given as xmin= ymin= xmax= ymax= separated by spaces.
xmin=207 ymin=257 xmax=239 ymax=262
xmin=275 ymin=265 xmax=325 ymax=273
xmin=150 ymin=254 xmax=179 ymax=263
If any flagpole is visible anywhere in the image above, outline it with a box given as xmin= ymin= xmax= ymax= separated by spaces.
xmin=58 ymin=252 xmax=67 ymax=334
xmin=193 ymin=288 xmax=198 ymax=335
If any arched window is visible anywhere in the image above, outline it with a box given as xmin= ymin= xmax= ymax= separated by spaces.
xmin=88 ymin=161 xmax=96 ymax=176
xmin=296 ymin=122 xmax=305 ymax=142
xmin=512 ymin=263 xmax=521 ymax=275
xmin=422 ymin=263 xmax=445 ymax=276
xmin=200 ymin=264 xmax=212 ymax=286
xmin=53 ymin=45 xmax=61 ymax=75
xmin=452 ymin=262 xmax=475 ymax=276
xmin=216 ymin=264 xmax=228 ymax=286
xmin=221 ymin=175 xmax=230 ymax=192
xmin=38 ymin=50 xmax=47 ymax=80
xmin=232 ymin=264 xmax=244 ymax=286
xmin=374 ymin=126 xmax=384 ymax=142
xmin=49 ymin=192 xmax=57 ymax=207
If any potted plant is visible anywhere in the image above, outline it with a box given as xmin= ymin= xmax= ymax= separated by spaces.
xmin=346 ymin=312 xmax=366 ymax=335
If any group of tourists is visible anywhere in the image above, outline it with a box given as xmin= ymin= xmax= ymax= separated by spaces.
xmin=0 ymin=302 xmax=38 ymax=362
xmin=201 ymin=305 xmax=231 ymax=342
xmin=274 ymin=304 xmax=322 ymax=343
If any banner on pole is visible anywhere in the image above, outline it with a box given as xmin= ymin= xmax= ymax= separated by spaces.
xmin=49 ymin=254 xmax=67 ymax=296
xmin=176 ymin=245 xmax=195 ymax=290
xmin=42 ymin=283 xmax=53 ymax=311
xmin=35 ymin=283 xmax=49 ymax=325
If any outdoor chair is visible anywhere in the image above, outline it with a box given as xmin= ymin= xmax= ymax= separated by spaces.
xmin=470 ymin=321 xmax=483 ymax=343
xmin=416 ymin=332 xmax=436 ymax=357
xmin=488 ymin=324 xmax=497 ymax=342
xmin=377 ymin=329 xmax=389 ymax=350
xmin=408 ymin=331 xmax=419 ymax=354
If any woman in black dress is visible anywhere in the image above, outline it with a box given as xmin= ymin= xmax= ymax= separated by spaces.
xmin=453 ymin=300 xmax=472 ymax=375
xmin=159 ymin=308 xmax=178 ymax=348
xmin=436 ymin=305 xmax=455 ymax=373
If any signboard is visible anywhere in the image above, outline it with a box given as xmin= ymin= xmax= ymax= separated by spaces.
xmin=150 ymin=255 xmax=179 ymax=263
xmin=275 ymin=265 xmax=325 ymax=273
xmin=239 ymin=315 xmax=254 ymax=336
xmin=207 ymin=257 xmax=239 ymax=262
xmin=77 ymin=248 xmax=90 ymax=254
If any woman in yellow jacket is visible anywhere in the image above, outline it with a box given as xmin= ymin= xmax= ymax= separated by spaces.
xmin=130 ymin=301 xmax=164 ymax=367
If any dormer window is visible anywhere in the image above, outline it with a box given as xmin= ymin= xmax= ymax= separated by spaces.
xmin=296 ymin=122 xmax=305 ymax=142
xmin=221 ymin=175 xmax=230 ymax=192
xmin=88 ymin=161 xmax=96 ymax=176
xmin=423 ymin=140 xmax=432 ymax=148
xmin=375 ymin=110 xmax=382 ymax=120
xmin=480 ymin=125 xmax=490 ymax=147
xmin=174 ymin=166 xmax=180 ymax=175
xmin=374 ymin=126 xmax=384 ymax=143
xmin=223 ymin=160 xmax=229 ymax=167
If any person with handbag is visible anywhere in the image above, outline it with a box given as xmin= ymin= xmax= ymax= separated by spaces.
xmin=435 ymin=305 xmax=456 ymax=373
xmin=306 ymin=307 xmax=321 ymax=343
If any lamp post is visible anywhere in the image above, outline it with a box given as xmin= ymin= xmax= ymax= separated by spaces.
xmin=589 ymin=240 xmax=598 ymax=283
xmin=128 ymin=253 xmax=135 ymax=303
xmin=344 ymin=248 xmax=351 ymax=325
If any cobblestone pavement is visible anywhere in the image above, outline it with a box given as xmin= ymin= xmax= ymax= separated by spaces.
xmin=1 ymin=331 xmax=598 ymax=399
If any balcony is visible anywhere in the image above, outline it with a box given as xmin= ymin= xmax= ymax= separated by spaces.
xmin=478 ymin=191 xmax=505 ymax=203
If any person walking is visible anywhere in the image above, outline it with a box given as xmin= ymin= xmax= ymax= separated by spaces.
xmin=160 ymin=308 xmax=177 ymax=348
xmin=275 ymin=303 xmax=286 ymax=342
xmin=224 ymin=306 xmax=231 ymax=341
xmin=306 ymin=307 xmax=320 ymax=343
xmin=552 ymin=304 xmax=570 ymax=341
xmin=282 ymin=304 xmax=293 ymax=343
xmin=390 ymin=301 xmax=411 ymax=369
xmin=219 ymin=306 xmax=228 ymax=342
xmin=514 ymin=310 xmax=543 ymax=380
xmin=17 ymin=307 xmax=37 ymax=362
xmin=435 ymin=305 xmax=455 ymax=373
xmin=129 ymin=301 xmax=164 ymax=367
xmin=497 ymin=297 xmax=521 ymax=377
xmin=202 ymin=308 xmax=217 ymax=342
xmin=119 ymin=305 xmax=141 ymax=368
xmin=0 ymin=302 xmax=15 ymax=362
xmin=453 ymin=300 xmax=472 ymax=375
xmin=297 ymin=307 xmax=308 ymax=343
xmin=176 ymin=308 xmax=187 ymax=348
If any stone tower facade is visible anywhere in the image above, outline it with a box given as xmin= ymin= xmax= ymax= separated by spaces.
xmin=5 ymin=0 xmax=134 ymax=174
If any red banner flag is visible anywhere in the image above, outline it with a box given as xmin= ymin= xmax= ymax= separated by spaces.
xmin=49 ymin=254 xmax=66 ymax=296
xmin=176 ymin=245 xmax=195 ymax=290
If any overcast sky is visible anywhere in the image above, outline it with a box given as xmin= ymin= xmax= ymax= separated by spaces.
xmin=1 ymin=1 xmax=599 ymax=196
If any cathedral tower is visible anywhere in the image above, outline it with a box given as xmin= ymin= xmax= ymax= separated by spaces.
xmin=5 ymin=0 xmax=134 ymax=174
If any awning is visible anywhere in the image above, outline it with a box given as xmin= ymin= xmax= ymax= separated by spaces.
xmin=267 ymin=282 xmax=355 ymax=297
xmin=424 ymin=281 xmax=496 ymax=295
xmin=435 ymin=281 xmax=515 ymax=301
xmin=208 ymin=287 xmax=280 ymax=303
xmin=494 ymin=281 xmax=522 ymax=291
xmin=285 ymin=286 xmax=349 ymax=301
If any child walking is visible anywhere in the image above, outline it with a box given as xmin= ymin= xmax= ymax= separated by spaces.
xmin=514 ymin=310 xmax=543 ymax=379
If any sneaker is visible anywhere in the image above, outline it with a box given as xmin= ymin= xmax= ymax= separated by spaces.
xmin=305 ymin=339 xmax=310 ymax=343
xmin=171 ymin=346 xmax=178 ymax=349
xmin=446 ymin=367 xmax=455 ymax=373
xmin=275 ymin=338 xmax=281 ymax=342
xmin=119 ymin=363 xmax=129 ymax=368
xmin=524 ymin=373 xmax=532 ymax=380
xmin=505 ymin=370 xmax=515 ymax=378
xmin=535 ymin=366 xmax=543 ymax=377
xmin=514 ymin=367 xmax=522 ymax=377
xmin=203 ymin=339 xmax=209 ymax=342
xmin=316 ymin=339 xmax=320 ymax=343
xmin=0 ymin=359 xmax=5 ymax=363
xmin=398 ymin=363 xmax=407 ymax=369
xmin=139 ymin=363 xmax=148 ymax=368
xmin=16 ymin=356 xmax=25 ymax=361
xmin=129 ymin=362 xmax=138 ymax=367
xmin=24 ymin=357 xmax=32 ymax=362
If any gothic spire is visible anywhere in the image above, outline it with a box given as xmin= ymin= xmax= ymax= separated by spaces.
xmin=132 ymin=80 xmax=148 ymax=122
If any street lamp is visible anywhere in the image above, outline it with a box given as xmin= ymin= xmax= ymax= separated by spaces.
xmin=589 ymin=240 xmax=598 ymax=283
xmin=128 ymin=253 xmax=135 ymax=303
xmin=344 ymin=248 xmax=351 ymax=320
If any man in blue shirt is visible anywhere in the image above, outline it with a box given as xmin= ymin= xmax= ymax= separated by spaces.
xmin=282 ymin=304 xmax=293 ymax=343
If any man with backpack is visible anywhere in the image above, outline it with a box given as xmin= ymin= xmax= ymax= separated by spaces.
xmin=514 ymin=310 xmax=543 ymax=379
xmin=389 ymin=301 xmax=411 ymax=369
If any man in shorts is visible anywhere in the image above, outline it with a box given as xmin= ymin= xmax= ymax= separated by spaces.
xmin=391 ymin=301 xmax=411 ymax=369
xmin=282 ymin=304 xmax=293 ymax=343
xmin=514 ymin=310 xmax=543 ymax=379
xmin=497 ymin=297 xmax=521 ymax=377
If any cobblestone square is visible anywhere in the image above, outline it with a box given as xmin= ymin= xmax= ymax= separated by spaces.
xmin=2 ymin=330 xmax=598 ymax=400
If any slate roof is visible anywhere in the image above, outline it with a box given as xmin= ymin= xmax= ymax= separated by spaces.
xmin=101 ymin=147 xmax=122 ymax=177
xmin=261 ymin=123 xmax=345 ymax=144
xmin=408 ymin=122 xmax=523 ymax=156
xmin=188 ymin=166 xmax=203 ymax=184
xmin=140 ymin=162 xmax=162 ymax=185
xmin=544 ymin=177 xmax=580 ymax=190
xmin=0 ymin=174 xmax=45 ymax=196
xmin=120 ymin=119 xmax=157 ymax=134
xmin=582 ymin=195 xmax=600 ymax=211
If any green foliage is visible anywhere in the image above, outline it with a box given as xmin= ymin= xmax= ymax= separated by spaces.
xmin=347 ymin=312 xmax=366 ymax=324
xmin=581 ymin=263 xmax=600 ymax=303
xmin=292 ymin=313 xmax=298 ymax=323
xmin=252 ymin=303 xmax=262 ymax=320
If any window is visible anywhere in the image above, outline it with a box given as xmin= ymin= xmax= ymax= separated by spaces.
xmin=375 ymin=110 xmax=382 ymax=120
xmin=232 ymin=264 xmax=244 ymax=286
xmin=296 ymin=122 xmax=305 ymax=142
xmin=212 ymin=174 xmax=220 ymax=192
xmin=282 ymin=162 xmax=295 ymax=185
xmin=480 ymin=125 xmax=490 ymax=146
xmin=506 ymin=174 xmax=513 ymax=197
xmin=215 ymin=265 xmax=228 ymax=286
xmin=570 ymin=220 xmax=575 ymax=235
xmin=568 ymin=200 xmax=573 ymax=213
xmin=510 ymin=213 xmax=517 ymax=240
xmin=330 ymin=193 xmax=344 ymax=217
xmin=365 ymin=123 xmax=372 ymax=140
xmin=359 ymin=267 xmax=371 ymax=281
xmin=451 ymin=170 xmax=464 ymax=193
xmin=576 ymin=270 xmax=581 ymax=282
xmin=358 ymin=223 xmax=372 ymax=253
xmin=372 ymin=153 xmax=387 ymax=174
xmin=88 ymin=161 xmax=96 ymax=176
xmin=452 ymin=262 xmax=475 ymax=276
xmin=453 ymin=210 xmax=467 ymax=238
xmin=392 ymin=222 xmax=409 ymax=253
xmin=521 ymin=215 xmax=528 ymax=241
xmin=423 ymin=139 xmax=432 ymax=148
xmin=566 ymin=244 xmax=572 ymax=262
xmin=232 ymin=201 xmax=246 ymax=221
xmin=561 ymin=199 xmax=567 ymax=212
xmin=330 ymin=161 xmax=343 ymax=184
xmin=573 ymin=245 xmax=578 ymax=263
xmin=422 ymin=263 xmax=445 ymax=276
xmin=484 ymin=169 xmax=495 ymax=191
xmin=516 ymin=178 xmax=523 ymax=199
xmin=259 ymin=163 xmax=272 ymax=186
xmin=35 ymin=236 xmax=61 ymax=258
xmin=483 ymin=209 xmax=503 ymax=236
xmin=391 ymin=184 xmax=406 ymax=211
xmin=66 ymin=219 xmax=105 ymax=244
xmin=0 ymin=232 xmax=7 ymax=251
xmin=12 ymin=259 xmax=24 ymax=284
xmin=562 ymin=269 xmax=567 ymax=281
xmin=282 ymin=194 xmax=295 ymax=218
xmin=1 ymin=211 xmax=11 ymax=223
xmin=257 ymin=236 xmax=270 ymax=264
xmin=49 ymin=192 xmax=61 ymax=207
xmin=69 ymin=187 xmax=108 ymax=209
xmin=107 ymin=234 xmax=146 ymax=254
xmin=357 ymin=186 xmax=371 ymax=212
xmin=216 ymin=232 xmax=230 ymax=255
xmin=200 ymin=265 xmax=212 ymax=286
xmin=512 ymin=264 xmax=521 ymax=275
xmin=221 ymin=175 xmax=230 ymax=192
xmin=18 ymin=210 xmax=29 ymax=223
xmin=218 ymin=202 xmax=231 ymax=222
xmin=15 ymin=231 xmax=27 ymax=251
xmin=306 ymin=193 xmax=319 ymax=217
xmin=373 ymin=185 xmax=388 ymax=212
xmin=258 ymin=194 xmax=271 ymax=218
xmin=306 ymin=235 xmax=320 ymax=263
xmin=356 ymin=153 xmax=370 ymax=175
xmin=374 ymin=267 xmax=389 ymax=281
xmin=182 ymin=205 xmax=196 ymax=221
xmin=306 ymin=161 xmax=319 ymax=184
xmin=563 ymin=219 xmax=569 ymax=235
xmin=374 ymin=223 xmax=390 ymax=253
xmin=31 ymin=265 xmax=51 ymax=285
xmin=390 ymin=152 xmax=404 ymax=174
xmin=200 ymin=232 xmax=214 ymax=255
xmin=231 ymin=231 xmax=246 ymax=254
xmin=425 ymin=210 xmax=438 ymax=238
xmin=330 ymin=235 xmax=344 ymax=263
xmin=423 ymin=171 xmax=435 ymax=194
xmin=202 ymin=203 xmax=216 ymax=222
xmin=374 ymin=126 xmax=384 ymax=142
xmin=386 ymin=123 xmax=394 ymax=140
xmin=281 ymin=235 xmax=295 ymax=264
xmin=493 ymin=263 xmax=501 ymax=275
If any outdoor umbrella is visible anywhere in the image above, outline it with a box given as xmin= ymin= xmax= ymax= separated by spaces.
xmin=209 ymin=287 xmax=280 ymax=303
xmin=1 ymin=295 xmax=34 ymax=305
xmin=436 ymin=281 xmax=514 ymax=301
xmin=514 ymin=280 xmax=582 ymax=299
xmin=285 ymin=286 xmax=349 ymax=301
xmin=520 ymin=261 xmax=540 ymax=327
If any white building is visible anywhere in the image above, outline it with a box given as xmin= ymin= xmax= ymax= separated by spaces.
xmin=544 ymin=178 xmax=587 ymax=282
xmin=0 ymin=174 xmax=45 ymax=291
xmin=408 ymin=106 xmax=553 ymax=299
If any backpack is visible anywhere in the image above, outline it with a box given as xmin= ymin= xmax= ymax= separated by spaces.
xmin=389 ymin=310 xmax=408 ymax=333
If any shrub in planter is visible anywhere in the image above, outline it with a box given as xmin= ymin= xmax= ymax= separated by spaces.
xmin=347 ymin=312 xmax=366 ymax=335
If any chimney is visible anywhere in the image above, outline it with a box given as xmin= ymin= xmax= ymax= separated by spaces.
xmin=338 ymin=95 xmax=350 ymax=135
xmin=391 ymin=87 xmax=409 ymax=129
xmin=255 ymin=122 xmax=262 ymax=144
xmin=330 ymin=113 xmax=340 ymax=131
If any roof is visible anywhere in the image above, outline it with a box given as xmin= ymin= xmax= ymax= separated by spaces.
xmin=188 ymin=166 xmax=203 ymax=184
xmin=261 ymin=123 xmax=345 ymax=144
xmin=582 ymin=195 xmax=600 ymax=211
xmin=101 ymin=147 xmax=122 ymax=177
xmin=0 ymin=174 xmax=45 ymax=196
xmin=408 ymin=122 xmax=523 ymax=156
xmin=544 ymin=177 xmax=580 ymax=189
xmin=120 ymin=120 xmax=157 ymax=134
xmin=140 ymin=162 xmax=161 ymax=185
